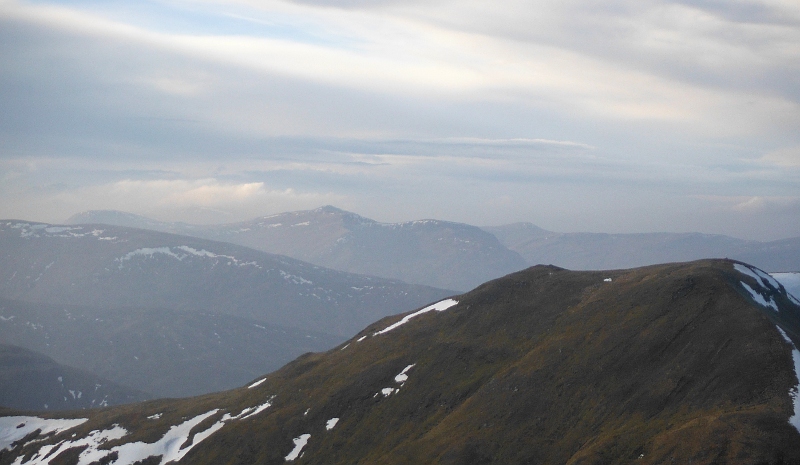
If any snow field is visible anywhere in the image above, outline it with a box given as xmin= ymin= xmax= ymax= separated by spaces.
xmin=2 ymin=397 xmax=276 ymax=465
xmin=0 ymin=417 xmax=87 ymax=451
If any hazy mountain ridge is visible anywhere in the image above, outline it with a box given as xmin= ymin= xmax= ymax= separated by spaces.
xmin=3 ymin=259 xmax=800 ymax=464
xmin=0 ymin=344 xmax=151 ymax=411
xmin=0 ymin=298 xmax=342 ymax=399
xmin=67 ymin=208 xmax=800 ymax=287
xmin=66 ymin=207 xmax=528 ymax=291
xmin=486 ymin=222 xmax=800 ymax=271
xmin=0 ymin=220 xmax=452 ymax=337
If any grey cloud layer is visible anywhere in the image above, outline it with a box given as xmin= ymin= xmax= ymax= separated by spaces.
xmin=0 ymin=0 xmax=798 ymax=240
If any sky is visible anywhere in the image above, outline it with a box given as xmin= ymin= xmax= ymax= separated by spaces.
xmin=1 ymin=0 xmax=799 ymax=240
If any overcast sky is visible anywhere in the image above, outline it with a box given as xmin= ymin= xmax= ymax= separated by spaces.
xmin=1 ymin=0 xmax=799 ymax=239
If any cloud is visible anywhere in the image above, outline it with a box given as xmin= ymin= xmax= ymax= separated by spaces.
xmin=761 ymin=146 xmax=800 ymax=167
xmin=4 ymin=0 xmax=798 ymax=142
xmin=1 ymin=0 xmax=799 ymax=239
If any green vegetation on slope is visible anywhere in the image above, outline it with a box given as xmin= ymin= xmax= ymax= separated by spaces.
xmin=2 ymin=260 xmax=799 ymax=464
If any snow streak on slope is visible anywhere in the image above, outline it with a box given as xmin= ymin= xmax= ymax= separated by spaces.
xmin=741 ymin=282 xmax=780 ymax=312
xmin=775 ymin=327 xmax=800 ymax=434
xmin=374 ymin=299 xmax=458 ymax=335
xmin=735 ymin=263 xmax=781 ymax=312
xmin=117 ymin=246 xmax=260 ymax=269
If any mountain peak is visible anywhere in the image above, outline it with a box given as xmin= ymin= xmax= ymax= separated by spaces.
xmin=313 ymin=205 xmax=347 ymax=214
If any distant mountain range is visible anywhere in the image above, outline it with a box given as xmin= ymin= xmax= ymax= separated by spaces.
xmin=67 ymin=207 xmax=528 ymax=291
xmin=0 ymin=220 xmax=451 ymax=337
xmin=0 ymin=220 xmax=452 ymax=399
xmin=2 ymin=259 xmax=799 ymax=464
xmin=485 ymin=222 xmax=800 ymax=272
xmin=68 ymin=208 xmax=800 ymax=283
xmin=0 ymin=344 xmax=151 ymax=411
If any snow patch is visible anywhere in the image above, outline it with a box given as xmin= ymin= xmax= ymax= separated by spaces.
xmin=775 ymin=326 xmax=800 ymax=435
xmin=240 ymin=399 xmax=274 ymax=420
xmin=285 ymin=434 xmax=310 ymax=461
xmin=279 ymin=270 xmax=312 ymax=285
xmin=3 ymin=407 xmax=254 ymax=465
xmin=116 ymin=246 xmax=259 ymax=268
xmin=734 ymin=263 xmax=780 ymax=290
xmin=111 ymin=410 xmax=219 ymax=465
xmin=175 ymin=246 xmax=260 ymax=267
xmin=18 ymin=425 xmax=127 ymax=465
xmin=394 ymin=364 xmax=415 ymax=384
xmin=740 ymin=281 xmax=779 ymax=312
xmin=374 ymin=299 xmax=458 ymax=335
xmin=376 ymin=363 xmax=416 ymax=398
xmin=325 ymin=418 xmax=339 ymax=431
xmin=248 ymin=378 xmax=266 ymax=389
xmin=0 ymin=416 xmax=87 ymax=451
xmin=117 ymin=247 xmax=182 ymax=265
xmin=44 ymin=227 xmax=78 ymax=234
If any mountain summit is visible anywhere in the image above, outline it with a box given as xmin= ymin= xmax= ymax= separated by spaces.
xmin=3 ymin=259 xmax=800 ymax=464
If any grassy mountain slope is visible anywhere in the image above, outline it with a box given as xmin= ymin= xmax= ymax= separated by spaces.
xmin=66 ymin=207 xmax=527 ymax=291
xmin=0 ymin=344 xmax=151 ymax=411
xmin=3 ymin=259 xmax=800 ymax=464
xmin=486 ymin=222 xmax=800 ymax=272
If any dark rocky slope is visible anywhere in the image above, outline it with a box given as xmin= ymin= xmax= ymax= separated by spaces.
xmin=2 ymin=259 xmax=800 ymax=464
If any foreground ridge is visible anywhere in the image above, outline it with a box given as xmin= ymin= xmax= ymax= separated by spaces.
xmin=2 ymin=259 xmax=800 ymax=464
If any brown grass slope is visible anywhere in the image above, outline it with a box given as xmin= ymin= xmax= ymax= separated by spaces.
xmin=3 ymin=259 xmax=800 ymax=465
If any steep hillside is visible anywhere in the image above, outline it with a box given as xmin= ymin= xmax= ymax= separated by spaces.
xmin=66 ymin=207 xmax=527 ymax=291
xmin=3 ymin=259 xmax=800 ymax=464
xmin=486 ymin=222 xmax=800 ymax=271
xmin=0 ymin=220 xmax=452 ymax=337
xmin=0 ymin=298 xmax=341 ymax=398
xmin=0 ymin=344 xmax=150 ymax=411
